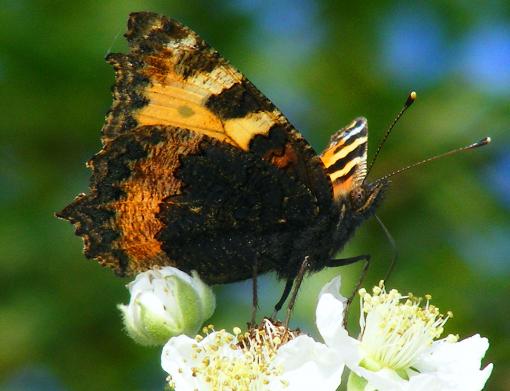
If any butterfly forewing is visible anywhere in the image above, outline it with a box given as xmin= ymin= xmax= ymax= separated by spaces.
xmin=320 ymin=117 xmax=368 ymax=200
xmin=105 ymin=12 xmax=291 ymax=151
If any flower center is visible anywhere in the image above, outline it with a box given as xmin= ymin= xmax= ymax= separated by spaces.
xmin=358 ymin=281 xmax=455 ymax=372
xmin=170 ymin=320 xmax=299 ymax=390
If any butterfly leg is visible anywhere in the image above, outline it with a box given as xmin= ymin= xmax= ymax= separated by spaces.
xmin=272 ymin=278 xmax=294 ymax=319
xmin=284 ymin=256 xmax=311 ymax=328
xmin=251 ymin=259 xmax=259 ymax=326
xmin=326 ymin=254 xmax=370 ymax=327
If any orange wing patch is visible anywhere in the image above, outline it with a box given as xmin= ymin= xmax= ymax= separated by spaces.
xmin=103 ymin=12 xmax=286 ymax=151
xmin=107 ymin=128 xmax=204 ymax=272
xmin=57 ymin=126 xmax=205 ymax=276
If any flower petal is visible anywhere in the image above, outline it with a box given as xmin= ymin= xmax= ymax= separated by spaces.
xmin=316 ymin=276 xmax=362 ymax=367
xmin=316 ymin=276 xmax=347 ymax=345
xmin=352 ymin=366 xmax=408 ymax=391
xmin=411 ymin=334 xmax=493 ymax=391
xmin=274 ymin=335 xmax=344 ymax=391
xmin=161 ymin=334 xmax=206 ymax=391
xmin=415 ymin=334 xmax=489 ymax=372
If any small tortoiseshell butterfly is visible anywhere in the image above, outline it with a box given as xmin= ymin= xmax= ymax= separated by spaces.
xmin=57 ymin=12 xmax=489 ymax=310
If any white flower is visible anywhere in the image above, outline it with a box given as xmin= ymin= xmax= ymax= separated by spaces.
xmin=161 ymin=319 xmax=344 ymax=391
xmin=118 ymin=267 xmax=215 ymax=346
xmin=315 ymin=276 xmax=493 ymax=391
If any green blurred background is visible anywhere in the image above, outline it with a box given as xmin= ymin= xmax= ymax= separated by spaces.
xmin=1 ymin=0 xmax=508 ymax=390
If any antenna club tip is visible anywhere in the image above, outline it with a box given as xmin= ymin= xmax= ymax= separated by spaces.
xmin=479 ymin=136 xmax=491 ymax=145
xmin=405 ymin=91 xmax=417 ymax=106
xmin=470 ymin=137 xmax=491 ymax=148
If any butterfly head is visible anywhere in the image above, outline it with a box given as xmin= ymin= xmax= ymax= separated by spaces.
xmin=347 ymin=179 xmax=388 ymax=219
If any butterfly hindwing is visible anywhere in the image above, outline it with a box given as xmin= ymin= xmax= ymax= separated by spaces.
xmin=58 ymin=125 xmax=333 ymax=279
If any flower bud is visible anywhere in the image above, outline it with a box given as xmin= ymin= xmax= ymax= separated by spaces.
xmin=118 ymin=267 xmax=215 ymax=346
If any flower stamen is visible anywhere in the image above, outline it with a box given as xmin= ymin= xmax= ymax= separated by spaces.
xmin=168 ymin=319 xmax=299 ymax=390
xmin=358 ymin=281 xmax=452 ymax=372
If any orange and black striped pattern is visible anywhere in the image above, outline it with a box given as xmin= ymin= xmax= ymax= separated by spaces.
xmin=320 ymin=117 xmax=368 ymax=200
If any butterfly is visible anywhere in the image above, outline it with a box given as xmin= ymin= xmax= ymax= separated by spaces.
xmin=56 ymin=12 xmax=395 ymax=310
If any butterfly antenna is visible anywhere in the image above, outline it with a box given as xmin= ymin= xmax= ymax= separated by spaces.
xmin=365 ymin=91 xmax=417 ymax=180
xmin=104 ymin=29 xmax=122 ymax=58
xmin=376 ymin=137 xmax=492 ymax=183
xmin=374 ymin=215 xmax=398 ymax=284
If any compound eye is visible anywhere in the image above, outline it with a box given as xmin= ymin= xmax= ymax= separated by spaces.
xmin=350 ymin=187 xmax=365 ymax=207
